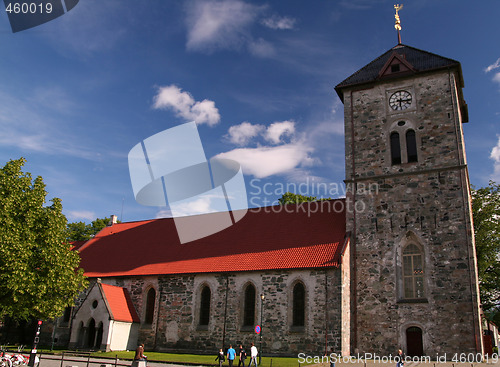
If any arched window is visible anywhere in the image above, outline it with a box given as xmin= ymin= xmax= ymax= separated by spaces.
xmin=199 ymin=286 xmax=211 ymax=326
xmin=63 ymin=306 xmax=72 ymax=323
xmin=145 ymin=288 xmax=156 ymax=324
xmin=292 ymin=283 xmax=305 ymax=327
xmin=406 ymin=129 xmax=418 ymax=163
xmin=390 ymin=132 xmax=402 ymax=165
xmin=77 ymin=321 xmax=85 ymax=348
xmin=403 ymin=244 xmax=424 ymax=299
xmin=87 ymin=318 xmax=96 ymax=348
xmin=95 ymin=322 xmax=104 ymax=349
xmin=243 ymin=284 xmax=256 ymax=326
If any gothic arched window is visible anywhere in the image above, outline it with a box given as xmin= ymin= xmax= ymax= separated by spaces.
xmin=390 ymin=131 xmax=402 ymax=165
xmin=403 ymin=244 xmax=425 ymax=299
xmin=243 ymin=284 xmax=256 ymax=326
xmin=406 ymin=129 xmax=418 ymax=163
xmin=292 ymin=282 xmax=305 ymax=327
xmin=63 ymin=306 xmax=72 ymax=323
xmin=145 ymin=288 xmax=156 ymax=324
xmin=199 ymin=285 xmax=211 ymax=326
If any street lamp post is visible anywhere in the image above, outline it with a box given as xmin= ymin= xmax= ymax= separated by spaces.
xmin=259 ymin=294 xmax=265 ymax=366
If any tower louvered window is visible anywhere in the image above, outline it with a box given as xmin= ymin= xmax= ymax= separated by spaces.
xmin=406 ymin=129 xmax=418 ymax=163
xmin=390 ymin=132 xmax=402 ymax=165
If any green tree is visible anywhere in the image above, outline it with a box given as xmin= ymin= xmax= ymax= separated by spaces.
xmin=278 ymin=192 xmax=330 ymax=205
xmin=66 ymin=221 xmax=89 ymax=242
xmin=0 ymin=158 xmax=87 ymax=320
xmin=471 ymin=181 xmax=500 ymax=312
xmin=66 ymin=216 xmax=118 ymax=242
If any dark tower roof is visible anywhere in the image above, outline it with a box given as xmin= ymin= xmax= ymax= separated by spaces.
xmin=334 ymin=43 xmax=468 ymax=122
xmin=335 ymin=44 xmax=464 ymax=100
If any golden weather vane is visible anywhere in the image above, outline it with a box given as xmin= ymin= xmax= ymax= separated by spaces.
xmin=394 ymin=4 xmax=403 ymax=44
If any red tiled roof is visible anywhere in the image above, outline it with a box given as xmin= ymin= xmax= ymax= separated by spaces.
xmin=101 ymin=283 xmax=140 ymax=323
xmin=78 ymin=200 xmax=346 ymax=277
xmin=70 ymin=240 xmax=87 ymax=251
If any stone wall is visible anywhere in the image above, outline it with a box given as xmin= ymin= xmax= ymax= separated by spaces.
xmin=51 ymin=279 xmax=97 ymax=348
xmin=102 ymin=268 xmax=342 ymax=356
xmin=343 ymin=69 xmax=482 ymax=356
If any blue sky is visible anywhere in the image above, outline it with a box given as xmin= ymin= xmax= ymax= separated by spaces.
xmin=1 ymin=0 xmax=499 ymax=224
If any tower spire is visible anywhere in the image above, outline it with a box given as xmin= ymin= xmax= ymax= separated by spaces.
xmin=394 ymin=4 xmax=403 ymax=44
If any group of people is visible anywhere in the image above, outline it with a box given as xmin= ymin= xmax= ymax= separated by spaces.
xmin=216 ymin=343 xmax=258 ymax=367
xmin=135 ymin=343 xmax=404 ymax=367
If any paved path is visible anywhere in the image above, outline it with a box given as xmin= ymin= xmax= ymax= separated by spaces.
xmin=36 ymin=355 xmax=500 ymax=367
xmin=309 ymin=359 xmax=500 ymax=367
xmin=37 ymin=355 xmax=200 ymax=367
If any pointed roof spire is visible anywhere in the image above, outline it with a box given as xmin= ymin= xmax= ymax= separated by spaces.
xmin=394 ymin=4 xmax=403 ymax=44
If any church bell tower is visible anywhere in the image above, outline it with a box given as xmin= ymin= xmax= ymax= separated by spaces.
xmin=334 ymin=6 xmax=482 ymax=357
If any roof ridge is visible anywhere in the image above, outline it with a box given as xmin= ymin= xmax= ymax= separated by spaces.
xmin=335 ymin=43 xmax=462 ymax=101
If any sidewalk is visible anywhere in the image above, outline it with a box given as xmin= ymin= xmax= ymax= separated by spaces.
xmin=309 ymin=358 xmax=500 ymax=367
xmin=38 ymin=355 xmax=200 ymax=367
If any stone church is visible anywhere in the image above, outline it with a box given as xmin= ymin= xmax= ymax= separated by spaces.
xmin=51 ymin=39 xmax=483 ymax=357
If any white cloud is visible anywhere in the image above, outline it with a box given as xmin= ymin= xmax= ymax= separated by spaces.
xmin=220 ymin=117 xmax=343 ymax=179
xmin=485 ymin=58 xmax=500 ymax=73
xmin=226 ymin=120 xmax=296 ymax=146
xmin=171 ymin=196 xmax=220 ymax=216
xmin=215 ymin=142 xmax=313 ymax=178
xmin=493 ymin=73 xmax=500 ymax=85
xmin=156 ymin=209 xmax=174 ymax=218
xmin=309 ymin=120 xmax=344 ymax=138
xmin=491 ymin=136 xmax=500 ymax=181
xmin=43 ymin=0 xmax=128 ymax=55
xmin=226 ymin=122 xmax=265 ymax=145
xmin=264 ymin=120 xmax=295 ymax=144
xmin=261 ymin=15 xmax=296 ymax=30
xmin=185 ymin=0 xmax=261 ymax=53
xmin=248 ymin=38 xmax=276 ymax=58
xmin=66 ymin=210 xmax=96 ymax=222
xmin=0 ymin=89 xmax=99 ymax=160
xmin=485 ymin=58 xmax=500 ymax=86
xmin=153 ymin=85 xmax=220 ymax=126
xmin=156 ymin=193 xmax=228 ymax=217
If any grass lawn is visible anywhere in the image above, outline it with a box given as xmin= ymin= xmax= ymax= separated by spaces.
xmin=90 ymin=351 xmax=308 ymax=367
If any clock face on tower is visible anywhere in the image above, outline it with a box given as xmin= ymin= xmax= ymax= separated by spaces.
xmin=389 ymin=90 xmax=412 ymax=111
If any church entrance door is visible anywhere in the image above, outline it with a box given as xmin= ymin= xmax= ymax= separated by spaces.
xmin=406 ymin=327 xmax=423 ymax=356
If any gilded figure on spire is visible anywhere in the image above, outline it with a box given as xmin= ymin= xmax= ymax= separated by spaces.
xmin=394 ymin=4 xmax=403 ymax=44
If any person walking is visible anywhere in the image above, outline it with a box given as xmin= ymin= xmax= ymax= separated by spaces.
xmin=238 ymin=345 xmax=246 ymax=367
xmin=395 ymin=349 xmax=406 ymax=367
xmin=249 ymin=343 xmax=258 ymax=367
xmin=227 ymin=345 xmax=236 ymax=367
xmin=328 ymin=348 xmax=335 ymax=367
xmin=215 ymin=348 xmax=225 ymax=367
xmin=134 ymin=344 xmax=147 ymax=362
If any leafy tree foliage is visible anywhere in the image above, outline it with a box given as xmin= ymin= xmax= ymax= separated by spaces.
xmin=0 ymin=158 xmax=87 ymax=320
xmin=278 ymin=192 xmax=330 ymax=205
xmin=66 ymin=217 xmax=119 ymax=242
xmin=471 ymin=181 xmax=500 ymax=312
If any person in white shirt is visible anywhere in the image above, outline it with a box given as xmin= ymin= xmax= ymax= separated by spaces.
xmin=250 ymin=343 xmax=258 ymax=367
